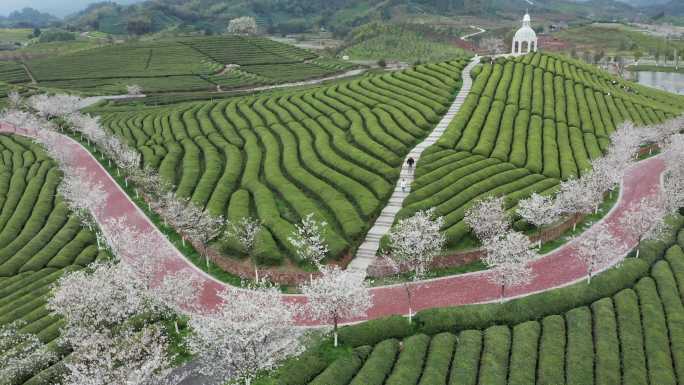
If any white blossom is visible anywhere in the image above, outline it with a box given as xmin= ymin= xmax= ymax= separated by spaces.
xmin=516 ymin=193 xmax=561 ymax=245
xmin=58 ymin=166 xmax=109 ymax=228
xmin=187 ymin=284 xmax=303 ymax=385
xmin=300 ymin=265 xmax=372 ymax=347
xmin=385 ymin=208 xmax=445 ymax=322
xmin=47 ymin=261 xmax=149 ymax=332
xmin=574 ymin=222 xmax=621 ymax=283
xmin=27 ymin=93 xmax=82 ymax=118
xmin=288 ymin=213 xmax=329 ymax=267
xmin=619 ymin=194 xmax=669 ymax=257
xmin=227 ymin=16 xmax=258 ymax=35
xmin=61 ymin=324 xmax=178 ymax=385
xmin=0 ymin=321 xmax=56 ymax=382
xmin=226 ymin=217 xmax=262 ymax=255
xmin=482 ymin=231 xmax=537 ymax=302
xmin=7 ymin=90 xmax=22 ymax=109
xmin=464 ymin=196 xmax=510 ymax=242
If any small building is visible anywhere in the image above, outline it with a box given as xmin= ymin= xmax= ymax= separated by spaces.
xmin=512 ymin=12 xmax=538 ymax=55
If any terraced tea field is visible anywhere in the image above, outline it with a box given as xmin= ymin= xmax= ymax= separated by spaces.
xmin=0 ymin=36 xmax=355 ymax=94
xmin=399 ymin=52 xmax=684 ymax=247
xmin=96 ymin=60 xmax=468 ymax=265
xmin=0 ymin=134 xmax=105 ymax=384
xmin=286 ymin=221 xmax=684 ymax=385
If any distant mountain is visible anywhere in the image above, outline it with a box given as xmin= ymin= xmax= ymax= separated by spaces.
xmin=64 ymin=0 xmax=642 ymax=36
xmin=0 ymin=7 xmax=59 ymax=28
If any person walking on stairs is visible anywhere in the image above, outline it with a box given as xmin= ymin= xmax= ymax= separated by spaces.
xmin=400 ymin=178 xmax=407 ymax=192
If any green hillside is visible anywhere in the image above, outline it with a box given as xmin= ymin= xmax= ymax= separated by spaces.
xmin=0 ymin=36 xmax=354 ymax=95
xmin=271 ymin=217 xmax=684 ymax=385
xmin=95 ymin=59 xmax=468 ymax=266
xmin=398 ymin=52 xmax=684 ymax=248
xmin=0 ymin=135 xmax=107 ymax=385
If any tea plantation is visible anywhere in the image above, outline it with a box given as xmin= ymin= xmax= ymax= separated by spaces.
xmin=277 ymin=218 xmax=684 ymax=385
xmin=0 ymin=135 xmax=105 ymax=384
xmin=399 ymin=52 xmax=684 ymax=247
xmin=0 ymin=36 xmax=354 ymax=94
xmin=96 ymin=60 xmax=468 ymax=265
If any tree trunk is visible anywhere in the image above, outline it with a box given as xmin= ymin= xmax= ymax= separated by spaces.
xmin=587 ymin=266 xmax=593 ymax=284
xmin=404 ymin=284 xmax=413 ymax=324
xmin=500 ymin=284 xmax=505 ymax=304
xmin=333 ymin=318 xmax=339 ymax=347
xmin=255 ymin=266 xmax=259 ymax=283
xmin=174 ymin=320 xmax=179 ymax=334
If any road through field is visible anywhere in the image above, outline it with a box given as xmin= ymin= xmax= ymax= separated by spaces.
xmin=0 ymin=119 xmax=666 ymax=326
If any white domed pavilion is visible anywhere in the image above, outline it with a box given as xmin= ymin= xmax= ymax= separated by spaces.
xmin=511 ymin=12 xmax=538 ymax=55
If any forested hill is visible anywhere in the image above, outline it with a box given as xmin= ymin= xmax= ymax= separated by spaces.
xmin=67 ymin=0 xmax=637 ymax=36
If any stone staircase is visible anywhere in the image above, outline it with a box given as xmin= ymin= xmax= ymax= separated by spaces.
xmin=348 ymin=57 xmax=481 ymax=274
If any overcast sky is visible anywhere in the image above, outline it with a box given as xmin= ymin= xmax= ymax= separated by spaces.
xmin=0 ymin=0 xmax=142 ymax=18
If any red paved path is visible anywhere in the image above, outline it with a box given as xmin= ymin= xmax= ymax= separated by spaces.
xmin=0 ymin=123 xmax=664 ymax=326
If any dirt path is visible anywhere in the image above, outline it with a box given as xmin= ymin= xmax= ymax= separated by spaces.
xmin=0 ymin=123 xmax=665 ymax=325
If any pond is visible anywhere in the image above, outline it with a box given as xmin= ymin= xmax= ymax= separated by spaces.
xmin=629 ymin=70 xmax=684 ymax=95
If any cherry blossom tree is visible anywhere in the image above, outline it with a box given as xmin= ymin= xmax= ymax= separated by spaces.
xmin=61 ymin=323 xmax=179 ymax=385
xmin=288 ymin=213 xmax=329 ymax=267
xmin=152 ymin=269 xmax=205 ymax=333
xmin=516 ymin=193 xmax=561 ymax=247
xmin=482 ymin=231 xmax=537 ymax=303
xmin=7 ymin=91 xmax=22 ymax=109
xmin=48 ymin=261 xmax=149 ymax=332
xmin=385 ymin=208 xmax=445 ymax=322
xmin=0 ymin=108 xmax=42 ymax=134
xmin=464 ymin=196 xmax=510 ymax=242
xmin=555 ymin=177 xmax=600 ymax=231
xmin=183 ymin=205 xmax=225 ymax=268
xmin=65 ymin=112 xmax=106 ymax=147
xmin=619 ymin=194 xmax=669 ymax=257
xmin=49 ymin=261 xmax=190 ymax=385
xmin=226 ymin=217 xmax=262 ymax=255
xmin=227 ymin=16 xmax=258 ymax=35
xmin=0 ymin=321 xmax=56 ymax=383
xmin=300 ymin=265 xmax=372 ymax=347
xmin=575 ymin=223 xmax=621 ymax=283
xmin=58 ymin=166 xmax=109 ymax=229
xmin=226 ymin=216 xmax=263 ymax=280
xmin=27 ymin=94 xmax=82 ymax=119
xmin=187 ymin=284 xmax=303 ymax=385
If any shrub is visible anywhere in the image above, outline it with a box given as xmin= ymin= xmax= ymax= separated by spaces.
xmin=385 ymin=334 xmax=430 ymax=385
xmin=592 ymin=298 xmax=620 ymax=385
xmin=537 ymin=315 xmax=565 ymax=385
xmin=448 ymin=330 xmax=482 ymax=385
xmin=635 ymin=277 xmax=677 ymax=385
xmin=508 ymin=321 xmax=540 ymax=385
xmin=309 ymin=346 xmax=372 ymax=385
xmin=477 ymin=325 xmax=511 ymax=385
xmin=349 ymin=339 xmax=399 ymax=385
xmin=339 ymin=315 xmax=415 ymax=347
xmin=417 ymin=333 xmax=457 ymax=385
xmin=565 ymin=307 xmax=594 ymax=385
xmin=613 ymin=289 xmax=648 ymax=385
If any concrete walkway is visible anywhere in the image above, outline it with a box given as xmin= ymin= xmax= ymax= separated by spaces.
xmin=348 ymin=57 xmax=481 ymax=274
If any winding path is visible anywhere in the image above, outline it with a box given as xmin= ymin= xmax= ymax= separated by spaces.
xmin=349 ymin=57 xmax=481 ymax=273
xmin=0 ymin=110 xmax=666 ymax=327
